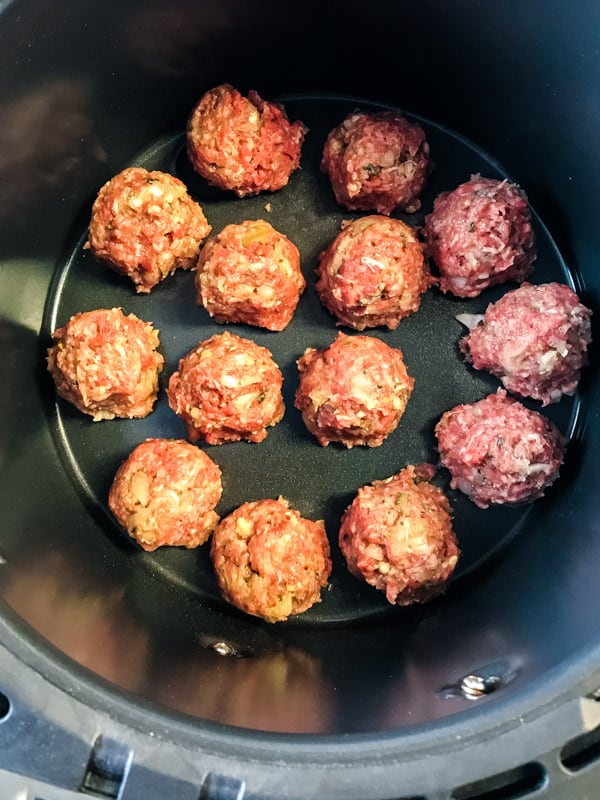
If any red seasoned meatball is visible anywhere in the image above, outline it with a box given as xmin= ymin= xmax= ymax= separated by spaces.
xmin=196 ymin=220 xmax=305 ymax=331
xmin=47 ymin=307 xmax=163 ymax=421
xmin=435 ymin=390 xmax=566 ymax=509
xmin=459 ymin=282 xmax=592 ymax=405
xmin=87 ymin=167 xmax=211 ymax=293
xmin=108 ymin=438 xmax=222 ymax=551
xmin=186 ymin=83 xmax=307 ymax=197
xmin=211 ymin=497 xmax=331 ymax=623
xmin=295 ymin=333 xmax=414 ymax=448
xmin=321 ymin=110 xmax=431 ymax=215
xmin=167 ymin=331 xmax=284 ymax=445
xmin=316 ymin=215 xmax=432 ymax=330
xmin=339 ymin=464 xmax=459 ymax=605
xmin=422 ymin=174 xmax=536 ymax=298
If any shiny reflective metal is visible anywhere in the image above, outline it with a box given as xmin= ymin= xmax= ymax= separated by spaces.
xmin=206 ymin=640 xmax=253 ymax=659
xmin=440 ymin=659 xmax=519 ymax=701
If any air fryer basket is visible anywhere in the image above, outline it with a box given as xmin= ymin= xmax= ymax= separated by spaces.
xmin=1 ymin=1 xmax=600 ymax=798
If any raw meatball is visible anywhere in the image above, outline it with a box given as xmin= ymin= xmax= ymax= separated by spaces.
xmin=316 ymin=215 xmax=432 ymax=330
xmin=459 ymin=282 xmax=592 ymax=405
xmin=186 ymin=83 xmax=307 ymax=197
xmin=435 ymin=390 xmax=565 ymax=509
xmin=87 ymin=167 xmax=211 ymax=293
xmin=196 ymin=219 xmax=305 ymax=331
xmin=339 ymin=464 xmax=459 ymax=605
xmin=47 ymin=307 xmax=163 ymax=421
xmin=422 ymin=174 xmax=536 ymax=297
xmin=167 ymin=331 xmax=284 ymax=445
xmin=211 ymin=497 xmax=331 ymax=623
xmin=108 ymin=438 xmax=222 ymax=551
xmin=320 ymin=110 xmax=431 ymax=215
xmin=295 ymin=333 xmax=414 ymax=448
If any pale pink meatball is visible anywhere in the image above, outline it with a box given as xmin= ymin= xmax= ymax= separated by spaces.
xmin=435 ymin=390 xmax=566 ymax=509
xmin=295 ymin=333 xmax=414 ymax=448
xmin=422 ymin=174 xmax=536 ymax=298
xmin=211 ymin=497 xmax=331 ymax=623
xmin=87 ymin=167 xmax=211 ymax=293
xmin=316 ymin=215 xmax=433 ymax=330
xmin=167 ymin=332 xmax=284 ymax=445
xmin=109 ymin=439 xmax=222 ymax=552
xmin=459 ymin=282 xmax=592 ymax=405
xmin=47 ymin=307 xmax=163 ymax=421
xmin=196 ymin=220 xmax=305 ymax=331
xmin=186 ymin=83 xmax=307 ymax=197
xmin=321 ymin=110 xmax=431 ymax=215
xmin=339 ymin=464 xmax=459 ymax=605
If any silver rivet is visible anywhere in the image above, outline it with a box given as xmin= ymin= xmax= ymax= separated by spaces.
xmin=460 ymin=672 xmax=503 ymax=700
xmin=207 ymin=640 xmax=252 ymax=658
xmin=439 ymin=659 xmax=518 ymax=701
xmin=211 ymin=641 xmax=238 ymax=656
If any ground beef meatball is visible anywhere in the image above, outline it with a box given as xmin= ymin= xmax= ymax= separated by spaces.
xmin=211 ymin=497 xmax=331 ymax=623
xmin=339 ymin=464 xmax=459 ymax=605
xmin=108 ymin=438 xmax=222 ymax=551
xmin=186 ymin=83 xmax=307 ymax=197
xmin=47 ymin=307 xmax=163 ymax=421
xmin=320 ymin=110 xmax=431 ymax=215
xmin=316 ymin=215 xmax=432 ymax=330
xmin=87 ymin=167 xmax=211 ymax=293
xmin=196 ymin=219 xmax=305 ymax=331
xmin=167 ymin=331 xmax=284 ymax=445
xmin=295 ymin=333 xmax=414 ymax=448
xmin=422 ymin=174 xmax=536 ymax=298
xmin=435 ymin=390 xmax=565 ymax=509
xmin=459 ymin=282 xmax=593 ymax=406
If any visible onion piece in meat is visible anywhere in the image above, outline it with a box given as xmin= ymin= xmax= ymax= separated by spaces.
xmin=455 ymin=313 xmax=484 ymax=330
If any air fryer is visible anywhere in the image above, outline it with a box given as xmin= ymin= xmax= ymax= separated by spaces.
xmin=1 ymin=1 xmax=599 ymax=798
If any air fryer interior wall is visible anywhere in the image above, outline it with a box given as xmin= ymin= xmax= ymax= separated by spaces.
xmin=1 ymin=0 xmax=599 ymax=759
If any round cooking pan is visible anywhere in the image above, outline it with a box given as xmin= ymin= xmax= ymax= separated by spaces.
xmin=1 ymin=1 xmax=600 ymax=798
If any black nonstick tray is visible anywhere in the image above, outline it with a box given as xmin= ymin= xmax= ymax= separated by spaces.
xmin=43 ymin=95 xmax=578 ymax=631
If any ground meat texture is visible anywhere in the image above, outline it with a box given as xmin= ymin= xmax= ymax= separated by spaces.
xmin=87 ymin=167 xmax=211 ymax=293
xmin=47 ymin=307 xmax=163 ymax=421
xmin=459 ymin=282 xmax=593 ymax=406
xmin=211 ymin=497 xmax=331 ymax=623
xmin=316 ymin=215 xmax=432 ymax=330
xmin=422 ymin=174 xmax=536 ymax=298
xmin=186 ymin=84 xmax=307 ymax=197
xmin=167 ymin=331 xmax=284 ymax=445
xmin=435 ymin=390 xmax=565 ymax=509
xmin=320 ymin=111 xmax=431 ymax=215
xmin=196 ymin=220 xmax=305 ymax=331
xmin=339 ymin=464 xmax=459 ymax=606
xmin=295 ymin=333 xmax=414 ymax=448
xmin=108 ymin=439 xmax=222 ymax=551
